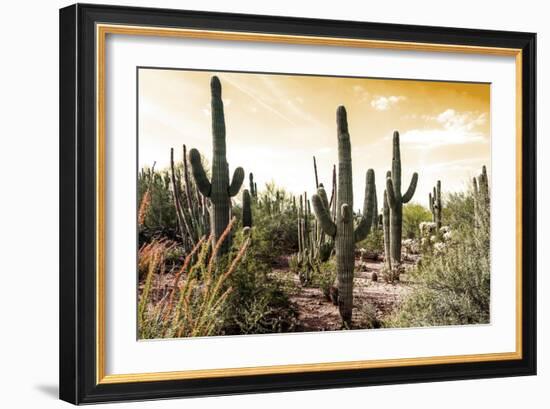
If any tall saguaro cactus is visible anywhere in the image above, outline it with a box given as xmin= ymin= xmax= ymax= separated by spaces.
xmin=429 ymin=180 xmax=442 ymax=230
xmin=382 ymin=171 xmax=392 ymax=271
xmin=190 ymin=76 xmax=245 ymax=255
xmin=385 ymin=131 xmax=418 ymax=271
xmin=312 ymin=106 xmax=375 ymax=326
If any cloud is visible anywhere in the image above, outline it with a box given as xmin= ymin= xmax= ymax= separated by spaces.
xmin=370 ymin=95 xmax=407 ymax=111
xmin=400 ymin=108 xmax=489 ymax=149
xmin=400 ymin=129 xmax=485 ymax=147
xmin=434 ymin=109 xmax=487 ymax=131
xmin=352 ymin=85 xmax=370 ymax=103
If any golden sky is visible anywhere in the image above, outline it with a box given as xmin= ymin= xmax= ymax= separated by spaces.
xmin=138 ymin=69 xmax=490 ymax=209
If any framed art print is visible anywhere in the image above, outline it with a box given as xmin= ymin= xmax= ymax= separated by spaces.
xmin=59 ymin=4 xmax=536 ymax=404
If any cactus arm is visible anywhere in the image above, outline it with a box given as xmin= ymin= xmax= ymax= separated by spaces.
xmin=228 ymin=166 xmax=245 ymax=196
xmin=312 ymin=194 xmax=336 ymax=236
xmin=189 ymin=148 xmax=212 ymax=197
xmin=391 ymin=131 xmax=402 ymax=193
xmin=402 ymin=172 xmax=418 ymax=203
xmin=317 ymin=185 xmax=330 ymax=211
xmin=386 ymin=177 xmax=396 ymax=208
xmin=341 ymin=203 xmax=352 ymax=223
xmin=355 ymin=169 xmax=375 ymax=242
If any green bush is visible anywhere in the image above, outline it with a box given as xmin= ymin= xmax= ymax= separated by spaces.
xmin=389 ymin=192 xmax=490 ymax=327
xmin=221 ymin=228 xmax=297 ymax=335
xmin=402 ymin=203 xmax=432 ymax=239
xmin=442 ymin=191 xmax=475 ymax=231
xmin=138 ymin=167 xmax=178 ymax=241
xmin=357 ymin=228 xmax=384 ymax=255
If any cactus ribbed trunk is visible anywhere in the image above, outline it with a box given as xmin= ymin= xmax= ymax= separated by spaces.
xmin=473 ymin=165 xmax=490 ymax=230
xmin=429 ymin=180 xmax=442 ymax=230
xmin=249 ymin=172 xmax=256 ymax=198
xmin=385 ymin=132 xmax=418 ymax=272
xmin=312 ymin=106 xmax=375 ymax=327
xmin=382 ymin=177 xmax=392 ymax=271
xmin=242 ymin=189 xmax=252 ymax=228
xmin=335 ymin=108 xmax=355 ymax=325
xmin=313 ymin=155 xmax=319 ymax=189
xmin=190 ymin=76 xmax=244 ymax=256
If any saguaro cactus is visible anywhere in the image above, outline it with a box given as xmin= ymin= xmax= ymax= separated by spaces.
xmin=429 ymin=180 xmax=442 ymax=230
xmin=473 ymin=165 xmax=490 ymax=229
xmin=312 ymin=106 xmax=375 ymax=326
xmin=242 ymin=189 xmax=252 ymax=228
xmin=249 ymin=172 xmax=257 ymax=198
xmin=382 ymin=171 xmax=392 ymax=271
xmin=371 ymin=181 xmax=379 ymax=231
xmin=190 ymin=76 xmax=245 ymax=255
xmin=385 ymin=131 xmax=418 ymax=272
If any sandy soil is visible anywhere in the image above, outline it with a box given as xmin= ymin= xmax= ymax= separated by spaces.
xmin=274 ymin=257 xmax=418 ymax=332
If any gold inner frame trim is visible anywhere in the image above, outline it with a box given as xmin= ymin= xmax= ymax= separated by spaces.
xmin=96 ymin=23 xmax=523 ymax=385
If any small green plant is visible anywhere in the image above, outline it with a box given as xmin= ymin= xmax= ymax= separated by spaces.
xmin=311 ymin=259 xmax=337 ymax=300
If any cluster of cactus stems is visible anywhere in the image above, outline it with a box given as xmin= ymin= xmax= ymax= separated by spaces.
xmin=384 ymin=131 xmax=418 ymax=276
xmin=258 ymin=188 xmax=287 ymax=215
xmin=312 ymin=106 xmax=375 ymax=326
xmin=189 ymin=76 xmax=245 ymax=256
xmin=295 ymin=187 xmax=334 ymax=284
xmin=169 ymin=145 xmax=210 ymax=252
xmin=429 ymin=180 xmax=442 ymax=230
xmin=473 ymin=165 xmax=490 ymax=230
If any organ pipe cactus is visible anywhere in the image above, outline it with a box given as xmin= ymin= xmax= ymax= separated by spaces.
xmin=190 ymin=76 xmax=245 ymax=255
xmin=385 ymin=131 xmax=418 ymax=274
xmin=429 ymin=180 xmax=442 ymax=230
xmin=242 ymin=189 xmax=252 ymax=228
xmin=312 ymin=106 xmax=375 ymax=326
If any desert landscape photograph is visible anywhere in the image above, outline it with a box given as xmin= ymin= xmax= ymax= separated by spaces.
xmin=136 ymin=69 xmax=491 ymax=339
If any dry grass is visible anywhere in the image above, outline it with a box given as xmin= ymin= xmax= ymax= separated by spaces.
xmin=138 ymin=217 xmax=251 ymax=339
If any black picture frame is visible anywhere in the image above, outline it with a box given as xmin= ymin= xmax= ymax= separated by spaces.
xmin=59 ymin=3 xmax=536 ymax=404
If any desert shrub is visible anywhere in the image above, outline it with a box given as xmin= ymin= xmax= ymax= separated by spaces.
xmin=288 ymin=253 xmax=300 ymax=273
xmin=402 ymin=203 xmax=432 ymax=239
xmin=389 ymin=194 xmax=490 ymax=327
xmin=221 ymin=228 xmax=297 ymax=335
xmin=311 ymin=258 xmax=337 ymax=300
xmin=355 ymin=302 xmax=381 ymax=329
xmin=138 ymin=167 xmax=178 ymax=242
xmin=251 ymin=206 xmax=299 ymax=263
xmin=357 ymin=228 xmax=384 ymax=256
xmin=442 ymin=191 xmax=475 ymax=230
